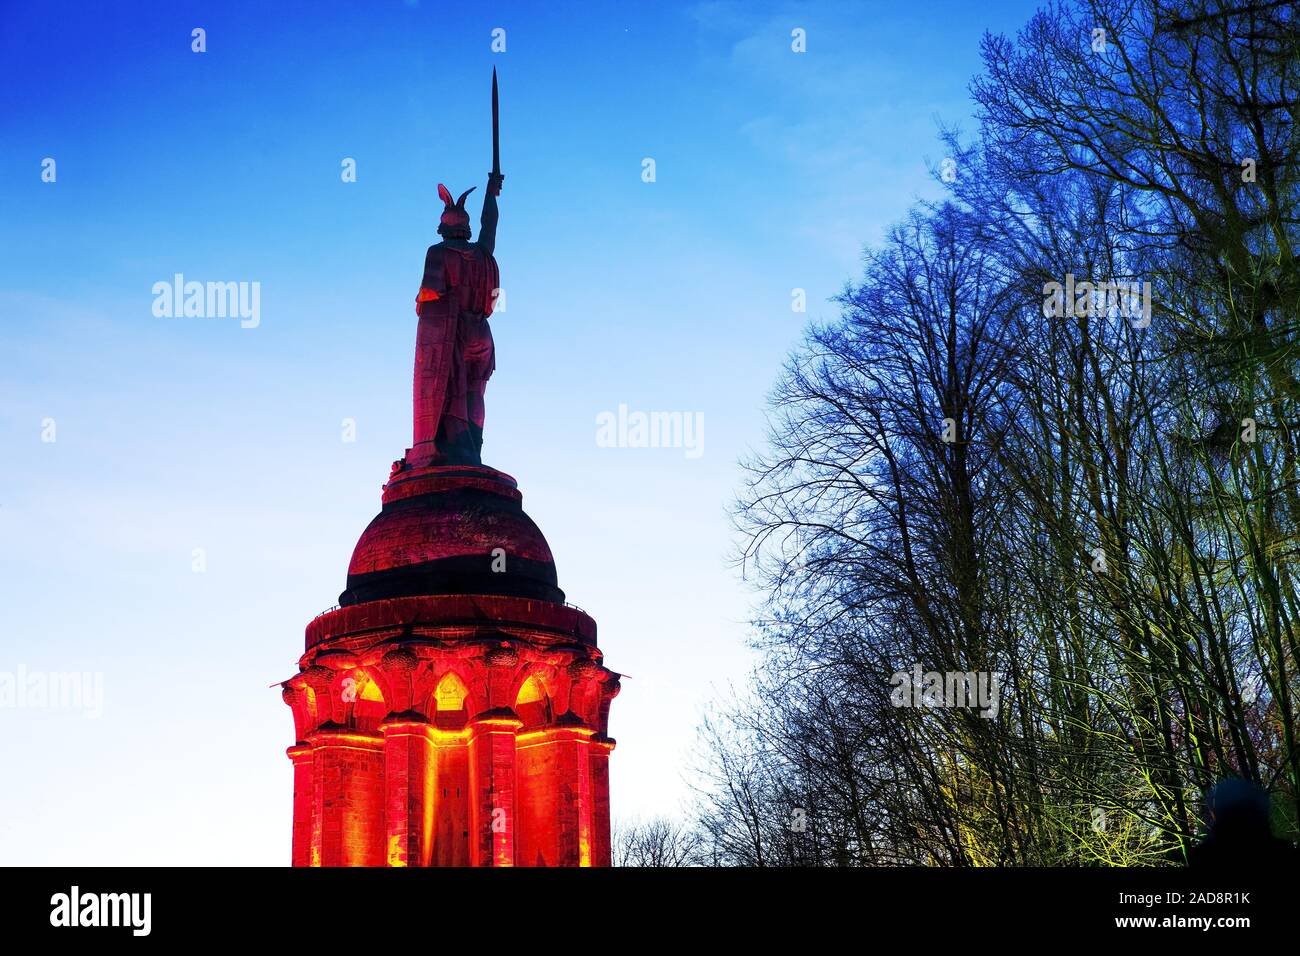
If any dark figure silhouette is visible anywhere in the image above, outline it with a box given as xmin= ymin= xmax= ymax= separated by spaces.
xmin=412 ymin=175 xmax=502 ymax=465
xmin=1187 ymin=778 xmax=1297 ymax=868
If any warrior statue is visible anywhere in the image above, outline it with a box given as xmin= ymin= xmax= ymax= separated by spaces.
xmin=411 ymin=70 xmax=504 ymax=467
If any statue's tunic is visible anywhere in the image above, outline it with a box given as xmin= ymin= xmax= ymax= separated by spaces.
xmin=413 ymin=240 xmax=499 ymax=461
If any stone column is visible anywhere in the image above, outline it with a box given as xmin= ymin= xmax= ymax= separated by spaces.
xmin=287 ymin=743 xmax=315 ymax=867
xmin=310 ymin=728 xmax=386 ymax=866
xmin=515 ymin=723 xmax=597 ymax=866
xmin=380 ymin=716 xmax=436 ymax=866
xmin=467 ymin=711 xmax=523 ymax=867
xmin=588 ymin=737 xmax=615 ymax=867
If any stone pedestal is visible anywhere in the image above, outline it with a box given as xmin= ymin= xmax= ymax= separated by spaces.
xmin=282 ymin=464 xmax=618 ymax=866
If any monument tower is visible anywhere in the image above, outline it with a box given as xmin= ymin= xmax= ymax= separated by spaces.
xmin=280 ymin=71 xmax=618 ymax=866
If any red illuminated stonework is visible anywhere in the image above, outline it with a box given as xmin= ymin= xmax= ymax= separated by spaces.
xmin=280 ymin=429 xmax=618 ymax=868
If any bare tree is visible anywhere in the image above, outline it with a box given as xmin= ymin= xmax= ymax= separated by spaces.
xmin=700 ymin=0 xmax=1300 ymax=866
xmin=612 ymin=815 xmax=703 ymax=867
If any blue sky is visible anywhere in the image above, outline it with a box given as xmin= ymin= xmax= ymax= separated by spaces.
xmin=0 ymin=0 xmax=1039 ymax=864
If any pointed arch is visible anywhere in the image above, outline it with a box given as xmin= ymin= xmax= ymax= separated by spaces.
xmin=432 ymin=672 xmax=470 ymax=728
xmin=344 ymin=669 xmax=387 ymax=731
xmin=515 ymin=674 xmax=551 ymax=728
xmin=435 ymin=672 xmax=469 ymax=711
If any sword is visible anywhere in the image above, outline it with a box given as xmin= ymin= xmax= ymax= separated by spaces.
xmin=490 ymin=67 xmax=502 ymax=195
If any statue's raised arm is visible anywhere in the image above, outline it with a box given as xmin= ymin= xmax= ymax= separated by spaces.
xmin=478 ymin=172 xmax=502 ymax=256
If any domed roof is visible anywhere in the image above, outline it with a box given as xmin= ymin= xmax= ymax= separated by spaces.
xmin=339 ymin=464 xmax=564 ymax=606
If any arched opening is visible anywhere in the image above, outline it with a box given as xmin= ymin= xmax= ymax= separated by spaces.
xmin=433 ymin=672 xmax=469 ymax=728
xmin=346 ymin=670 xmax=387 ymax=731
xmin=514 ymin=675 xmax=551 ymax=728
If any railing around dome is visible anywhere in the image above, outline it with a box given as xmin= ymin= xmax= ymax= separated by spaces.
xmin=309 ymin=599 xmax=596 ymax=643
xmin=319 ymin=600 xmax=588 ymax=619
